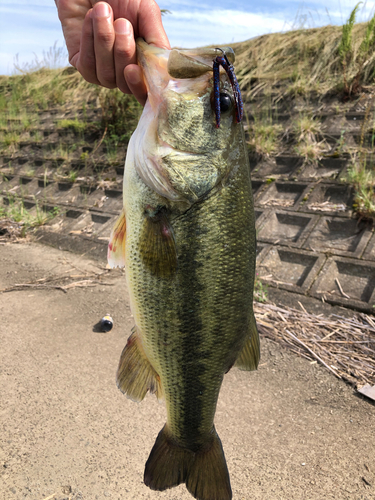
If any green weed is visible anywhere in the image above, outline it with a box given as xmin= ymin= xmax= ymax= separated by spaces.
xmin=338 ymin=3 xmax=361 ymax=63
xmin=0 ymin=94 xmax=6 ymax=113
xmin=68 ymin=170 xmax=78 ymax=182
xmin=82 ymin=101 xmax=87 ymax=121
xmin=99 ymin=89 xmax=142 ymax=146
xmin=338 ymin=4 xmax=375 ymax=96
xmin=0 ymin=197 xmax=60 ymax=236
xmin=1 ymin=131 xmax=21 ymax=146
xmin=51 ymin=142 xmax=72 ymax=160
xmin=0 ymin=116 xmax=7 ymax=131
xmin=80 ymin=151 xmax=90 ymax=162
xmin=336 ymin=130 xmax=347 ymax=155
xmin=247 ymin=122 xmax=283 ymax=157
xmin=345 ymin=101 xmax=375 ymax=219
xmin=359 ymin=12 xmax=375 ymax=56
xmin=57 ymin=118 xmax=87 ymax=134
xmin=29 ymin=129 xmax=43 ymax=142
xmin=103 ymin=138 xmax=121 ymax=164
xmin=254 ymin=275 xmax=268 ymax=303
xmin=346 ymin=157 xmax=375 ymax=219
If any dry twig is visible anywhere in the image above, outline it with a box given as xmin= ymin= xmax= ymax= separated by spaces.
xmin=0 ymin=268 xmax=116 ymax=294
xmin=255 ymin=302 xmax=375 ymax=387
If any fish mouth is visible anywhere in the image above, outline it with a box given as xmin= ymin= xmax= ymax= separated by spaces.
xmin=136 ymin=38 xmax=236 ymax=102
xmin=136 ymin=38 xmax=235 ymax=79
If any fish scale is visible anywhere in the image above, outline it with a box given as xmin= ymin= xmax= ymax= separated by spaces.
xmin=108 ymin=39 xmax=260 ymax=500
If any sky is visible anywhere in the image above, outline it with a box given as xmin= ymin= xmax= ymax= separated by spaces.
xmin=0 ymin=0 xmax=375 ymax=75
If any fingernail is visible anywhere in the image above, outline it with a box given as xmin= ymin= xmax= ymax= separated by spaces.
xmin=115 ymin=19 xmax=132 ymax=36
xmin=94 ymin=2 xmax=110 ymax=18
xmin=126 ymin=68 xmax=141 ymax=86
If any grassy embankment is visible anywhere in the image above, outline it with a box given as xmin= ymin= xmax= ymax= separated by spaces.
xmin=0 ymin=64 xmax=142 ymax=228
xmin=0 ymin=6 xmax=374 ymax=228
xmin=233 ymin=6 xmax=375 ymax=218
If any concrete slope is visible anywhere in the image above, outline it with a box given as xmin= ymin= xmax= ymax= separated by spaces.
xmin=0 ymin=242 xmax=374 ymax=500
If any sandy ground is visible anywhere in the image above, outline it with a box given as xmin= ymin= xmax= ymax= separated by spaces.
xmin=0 ymin=241 xmax=374 ymax=500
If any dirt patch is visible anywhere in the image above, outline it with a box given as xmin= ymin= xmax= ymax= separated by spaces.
xmin=0 ymin=242 xmax=374 ymax=500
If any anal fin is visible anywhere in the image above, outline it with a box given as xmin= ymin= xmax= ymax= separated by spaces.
xmin=235 ymin=314 xmax=260 ymax=371
xmin=108 ymin=209 xmax=126 ymax=268
xmin=116 ymin=329 xmax=162 ymax=402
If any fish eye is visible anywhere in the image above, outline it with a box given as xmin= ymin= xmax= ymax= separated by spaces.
xmin=219 ymin=93 xmax=233 ymax=113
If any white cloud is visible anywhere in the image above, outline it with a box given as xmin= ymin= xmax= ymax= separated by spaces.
xmin=1 ymin=0 xmax=375 ymax=75
xmin=162 ymin=0 xmax=213 ymax=9
xmin=0 ymin=3 xmax=64 ymax=75
xmin=279 ymin=0 xmax=375 ymax=25
xmin=0 ymin=4 xmax=60 ymax=21
xmin=0 ymin=0 xmax=54 ymax=6
xmin=171 ymin=9 xmax=285 ymax=30
xmin=163 ymin=9 xmax=285 ymax=48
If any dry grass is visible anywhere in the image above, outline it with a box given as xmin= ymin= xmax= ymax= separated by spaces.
xmin=295 ymin=140 xmax=329 ymax=162
xmin=255 ymin=302 xmax=375 ymax=388
xmin=233 ymin=23 xmax=375 ymax=98
xmin=291 ymin=114 xmax=329 ymax=162
xmin=344 ymin=97 xmax=375 ymax=219
xmin=247 ymin=122 xmax=283 ymax=156
xmin=293 ymin=114 xmax=323 ymax=142
xmin=0 ymin=267 xmax=116 ymax=293
xmin=346 ymin=157 xmax=375 ymax=219
xmin=0 ymin=67 xmax=96 ymax=120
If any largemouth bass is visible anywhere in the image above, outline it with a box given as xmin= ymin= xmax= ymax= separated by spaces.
xmin=108 ymin=39 xmax=260 ymax=500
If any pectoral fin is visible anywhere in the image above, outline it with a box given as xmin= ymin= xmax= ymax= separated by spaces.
xmin=108 ymin=209 xmax=126 ymax=268
xmin=139 ymin=207 xmax=177 ymax=278
xmin=235 ymin=315 xmax=260 ymax=371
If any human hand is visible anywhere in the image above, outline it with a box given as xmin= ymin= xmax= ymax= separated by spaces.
xmin=56 ymin=0 xmax=170 ymax=105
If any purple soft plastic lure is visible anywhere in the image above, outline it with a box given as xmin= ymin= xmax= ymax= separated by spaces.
xmin=213 ymin=50 xmax=243 ymax=128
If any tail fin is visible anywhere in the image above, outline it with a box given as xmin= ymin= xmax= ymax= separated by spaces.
xmin=186 ymin=432 xmax=232 ymax=500
xmin=144 ymin=425 xmax=232 ymax=500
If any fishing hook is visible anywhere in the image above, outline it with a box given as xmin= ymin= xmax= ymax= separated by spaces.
xmin=213 ymin=49 xmax=243 ymax=128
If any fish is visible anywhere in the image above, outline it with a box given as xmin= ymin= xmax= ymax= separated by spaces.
xmin=108 ymin=38 xmax=260 ymax=500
